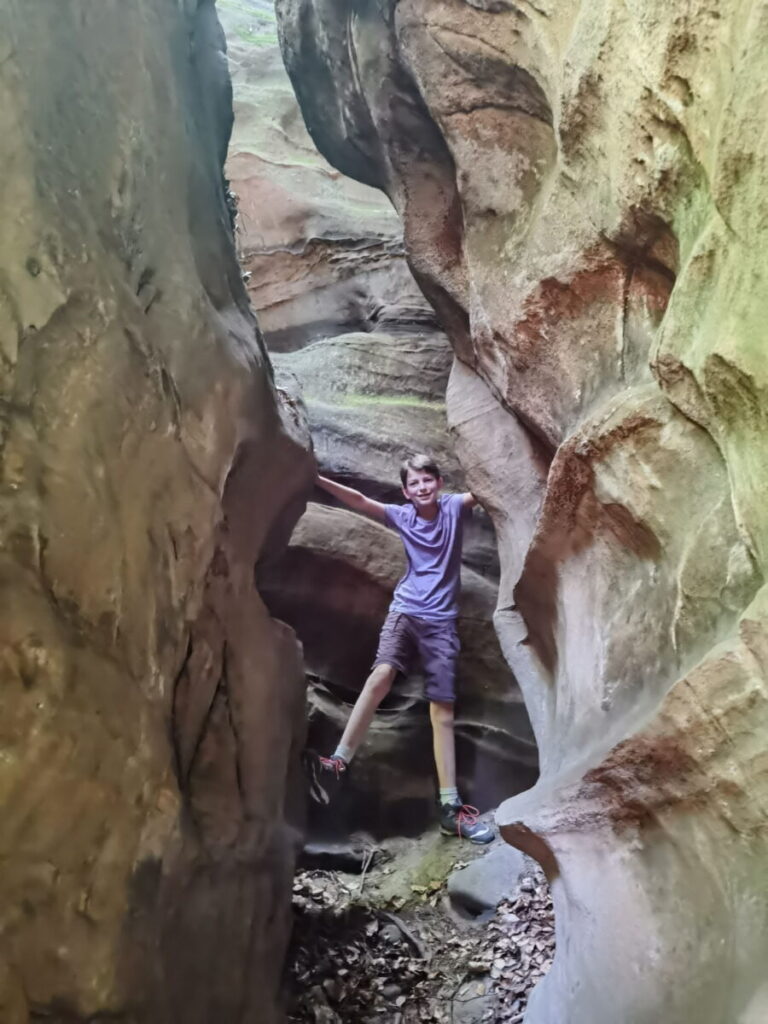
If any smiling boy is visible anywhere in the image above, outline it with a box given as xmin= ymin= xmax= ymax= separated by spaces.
xmin=310 ymin=453 xmax=494 ymax=844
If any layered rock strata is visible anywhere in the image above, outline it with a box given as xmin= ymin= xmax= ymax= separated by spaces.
xmin=0 ymin=3 xmax=312 ymax=1022
xmin=276 ymin=1 xmax=768 ymax=1021
xmin=220 ymin=0 xmax=431 ymax=349
xmin=219 ymin=0 xmax=537 ymax=838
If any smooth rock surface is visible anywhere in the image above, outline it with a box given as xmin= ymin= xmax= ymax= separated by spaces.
xmin=0 ymin=3 xmax=312 ymax=1021
xmin=219 ymin=0 xmax=434 ymax=348
xmin=447 ymin=844 xmax=528 ymax=921
xmin=276 ymin=1 xmax=768 ymax=1021
xmin=221 ymin=1 xmax=536 ymax=847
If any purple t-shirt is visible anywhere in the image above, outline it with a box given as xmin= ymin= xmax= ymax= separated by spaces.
xmin=384 ymin=493 xmax=468 ymax=621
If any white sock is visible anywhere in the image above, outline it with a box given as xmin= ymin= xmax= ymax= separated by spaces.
xmin=333 ymin=743 xmax=353 ymax=764
xmin=439 ymin=787 xmax=460 ymax=805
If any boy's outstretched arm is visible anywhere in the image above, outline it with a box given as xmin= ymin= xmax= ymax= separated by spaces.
xmin=461 ymin=492 xmax=479 ymax=508
xmin=316 ymin=474 xmax=387 ymax=522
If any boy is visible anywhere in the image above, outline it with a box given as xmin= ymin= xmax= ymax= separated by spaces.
xmin=309 ymin=453 xmax=494 ymax=844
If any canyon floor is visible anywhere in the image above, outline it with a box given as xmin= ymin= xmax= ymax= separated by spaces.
xmin=285 ymin=830 xmax=554 ymax=1024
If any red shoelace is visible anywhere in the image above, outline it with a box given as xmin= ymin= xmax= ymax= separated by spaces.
xmin=319 ymin=755 xmax=346 ymax=777
xmin=455 ymin=804 xmax=480 ymax=836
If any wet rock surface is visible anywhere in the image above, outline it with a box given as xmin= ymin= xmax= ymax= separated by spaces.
xmin=287 ymin=842 xmax=554 ymax=1024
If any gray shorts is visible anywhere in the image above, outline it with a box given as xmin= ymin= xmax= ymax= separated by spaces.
xmin=373 ymin=610 xmax=459 ymax=703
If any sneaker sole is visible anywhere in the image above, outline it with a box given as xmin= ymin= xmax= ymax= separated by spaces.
xmin=440 ymin=825 xmax=494 ymax=845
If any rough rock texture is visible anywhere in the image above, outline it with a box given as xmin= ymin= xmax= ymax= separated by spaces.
xmin=276 ymin=1 xmax=768 ymax=1022
xmin=0 ymin=3 xmax=313 ymax=1022
xmin=219 ymin=0 xmax=434 ymax=348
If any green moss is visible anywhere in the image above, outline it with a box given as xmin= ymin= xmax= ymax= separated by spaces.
xmin=218 ymin=0 xmax=276 ymax=19
xmin=218 ymin=0 xmax=278 ymax=46
xmin=233 ymin=27 xmax=277 ymax=46
xmin=338 ymin=394 xmax=446 ymax=411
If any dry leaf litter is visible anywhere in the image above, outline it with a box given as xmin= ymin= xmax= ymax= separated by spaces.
xmin=286 ymin=864 xmax=554 ymax=1023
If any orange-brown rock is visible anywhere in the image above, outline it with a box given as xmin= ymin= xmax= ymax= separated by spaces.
xmin=219 ymin=0 xmax=434 ymax=349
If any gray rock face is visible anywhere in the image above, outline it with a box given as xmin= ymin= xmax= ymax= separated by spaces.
xmin=0 ymin=3 xmax=313 ymax=1021
xmin=276 ymin=1 xmax=768 ymax=1022
xmin=447 ymin=845 xmax=528 ymax=921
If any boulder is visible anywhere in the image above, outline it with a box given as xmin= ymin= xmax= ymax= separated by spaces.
xmin=452 ymin=979 xmax=494 ymax=1024
xmin=447 ymin=844 xmax=528 ymax=921
xmin=276 ymin=1 xmax=768 ymax=1021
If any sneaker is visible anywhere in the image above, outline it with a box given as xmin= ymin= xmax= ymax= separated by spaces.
xmin=439 ymin=801 xmax=494 ymax=844
xmin=303 ymin=750 xmax=348 ymax=805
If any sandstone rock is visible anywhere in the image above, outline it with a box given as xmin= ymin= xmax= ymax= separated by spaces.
xmin=273 ymin=329 xmax=501 ymax=575
xmin=219 ymin=0 xmax=433 ymax=348
xmin=221 ymin=1 xmax=533 ymax=859
xmin=0 ymin=3 xmax=312 ymax=1021
xmin=0 ymin=962 xmax=28 ymax=1024
xmin=276 ymin=1 xmax=768 ymax=1021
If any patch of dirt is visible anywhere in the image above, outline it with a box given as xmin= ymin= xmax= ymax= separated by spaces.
xmin=285 ymin=849 xmax=554 ymax=1023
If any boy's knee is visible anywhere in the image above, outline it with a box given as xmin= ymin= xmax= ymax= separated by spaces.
xmin=430 ymin=700 xmax=454 ymax=725
xmin=366 ymin=664 xmax=395 ymax=699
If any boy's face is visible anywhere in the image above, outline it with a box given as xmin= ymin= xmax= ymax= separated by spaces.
xmin=403 ymin=468 xmax=442 ymax=511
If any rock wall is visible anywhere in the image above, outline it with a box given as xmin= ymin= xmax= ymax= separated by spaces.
xmin=220 ymin=0 xmax=430 ymax=348
xmin=275 ymin=1 xmax=768 ymax=1022
xmin=219 ymin=0 xmax=537 ymax=838
xmin=0 ymin=3 xmax=312 ymax=1022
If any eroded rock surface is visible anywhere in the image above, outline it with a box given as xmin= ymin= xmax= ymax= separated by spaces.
xmin=0 ymin=3 xmax=312 ymax=1021
xmin=219 ymin=0 xmax=434 ymax=348
xmin=276 ymin=1 xmax=768 ymax=1021
xmin=218 ymin=0 xmax=537 ymax=840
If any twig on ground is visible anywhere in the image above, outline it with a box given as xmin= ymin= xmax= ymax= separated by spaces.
xmin=380 ymin=910 xmax=431 ymax=960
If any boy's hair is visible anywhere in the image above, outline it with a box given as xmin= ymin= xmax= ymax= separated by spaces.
xmin=400 ymin=453 xmax=441 ymax=487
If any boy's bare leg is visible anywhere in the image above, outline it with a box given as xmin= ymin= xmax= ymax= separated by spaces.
xmin=431 ymin=700 xmax=493 ymax=843
xmin=429 ymin=700 xmax=457 ymax=791
xmin=337 ymin=663 xmax=397 ymax=757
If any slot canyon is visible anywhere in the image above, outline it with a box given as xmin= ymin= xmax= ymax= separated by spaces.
xmin=1 ymin=2 xmax=767 ymax=1023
